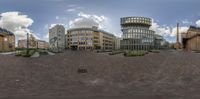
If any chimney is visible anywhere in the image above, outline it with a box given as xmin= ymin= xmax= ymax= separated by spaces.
xmin=177 ymin=23 xmax=179 ymax=43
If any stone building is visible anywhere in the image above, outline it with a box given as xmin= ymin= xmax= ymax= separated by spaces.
xmin=0 ymin=28 xmax=15 ymax=52
xmin=49 ymin=25 xmax=65 ymax=52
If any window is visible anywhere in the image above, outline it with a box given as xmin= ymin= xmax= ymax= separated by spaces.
xmin=4 ymin=38 xmax=8 ymax=42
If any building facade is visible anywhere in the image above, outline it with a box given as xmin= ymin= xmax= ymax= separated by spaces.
xmin=0 ymin=28 xmax=15 ymax=52
xmin=115 ymin=37 xmax=122 ymax=50
xmin=49 ymin=25 xmax=65 ymax=52
xmin=18 ymin=40 xmax=30 ymax=49
xmin=66 ymin=26 xmax=115 ymax=50
xmin=37 ymin=40 xmax=49 ymax=49
xmin=120 ymin=17 xmax=155 ymax=51
xmin=182 ymin=26 xmax=200 ymax=51
xmin=18 ymin=39 xmax=49 ymax=49
xmin=154 ymin=34 xmax=165 ymax=49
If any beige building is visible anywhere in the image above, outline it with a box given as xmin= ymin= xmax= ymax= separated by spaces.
xmin=18 ymin=39 xmax=49 ymax=49
xmin=37 ymin=40 xmax=49 ymax=49
xmin=18 ymin=40 xmax=31 ymax=49
xmin=66 ymin=26 xmax=115 ymax=50
xmin=0 ymin=28 xmax=15 ymax=52
xmin=182 ymin=26 xmax=200 ymax=51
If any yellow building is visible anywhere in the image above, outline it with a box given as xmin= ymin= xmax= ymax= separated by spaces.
xmin=0 ymin=28 xmax=15 ymax=52
xmin=66 ymin=26 xmax=115 ymax=50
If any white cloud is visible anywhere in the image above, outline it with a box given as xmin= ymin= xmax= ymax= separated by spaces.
xmin=0 ymin=11 xmax=38 ymax=40
xmin=56 ymin=16 xmax=59 ymax=20
xmin=150 ymin=19 xmax=189 ymax=42
xmin=67 ymin=9 xmax=76 ymax=12
xmin=67 ymin=4 xmax=76 ymax=8
xmin=55 ymin=16 xmax=67 ymax=21
xmin=196 ymin=19 xmax=200 ymax=27
xmin=49 ymin=24 xmax=57 ymax=29
xmin=150 ymin=19 xmax=200 ymax=42
xmin=49 ymin=23 xmax=66 ymax=29
xmin=66 ymin=5 xmax=84 ymax=13
xmin=0 ymin=12 xmax=33 ymax=32
xmin=69 ymin=12 xmax=108 ymax=29
xmin=171 ymin=26 xmax=189 ymax=36
xmin=150 ymin=20 xmax=172 ymax=37
xmin=182 ymin=20 xmax=192 ymax=24
xmin=150 ymin=20 xmax=189 ymax=37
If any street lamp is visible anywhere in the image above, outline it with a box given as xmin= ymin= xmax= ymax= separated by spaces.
xmin=26 ymin=33 xmax=29 ymax=55
xmin=37 ymin=41 xmax=39 ymax=49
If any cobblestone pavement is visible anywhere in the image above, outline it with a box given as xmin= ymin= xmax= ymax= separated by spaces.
xmin=0 ymin=50 xmax=200 ymax=99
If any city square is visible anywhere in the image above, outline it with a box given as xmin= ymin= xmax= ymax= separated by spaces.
xmin=0 ymin=50 xmax=200 ymax=98
xmin=0 ymin=0 xmax=200 ymax=99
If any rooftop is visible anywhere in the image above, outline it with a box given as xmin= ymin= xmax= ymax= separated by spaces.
xmin=67 ymin=27 xmax=115 ymax=37
xmin=189 ymin=26 xmax=200 ymax=31
xmin=0 ymin=27 xmax=14 ymax=35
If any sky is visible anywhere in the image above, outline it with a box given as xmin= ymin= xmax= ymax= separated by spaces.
xmin=0 ymin=0 xmax=200 ymax=43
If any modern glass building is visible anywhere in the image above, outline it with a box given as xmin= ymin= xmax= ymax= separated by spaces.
xmin=120 ymin=17 xmax=155 ymax=50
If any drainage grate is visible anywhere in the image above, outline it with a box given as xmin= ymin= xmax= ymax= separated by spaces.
xmin=78 ymin=65 xmax=88 ymax=73
xmin=78 ymin=68 xmax=88 ymax=73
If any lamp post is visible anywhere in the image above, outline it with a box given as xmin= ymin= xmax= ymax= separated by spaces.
xmin=37 ymin=41 xmax=38 ymax=49
xmin=26 ymin=33 xmax=29 ymax=55
xmin=57 ymin=41 xmax=59 ymax=52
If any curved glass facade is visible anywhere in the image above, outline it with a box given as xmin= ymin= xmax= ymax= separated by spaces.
xmin=121 ymin=17 xmax=151 ymax=26
xmin=120 ymin=17 xmax=155 ymax=50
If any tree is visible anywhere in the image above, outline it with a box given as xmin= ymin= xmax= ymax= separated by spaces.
xmin=29 ymin=34 xmax=37 ymax=48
